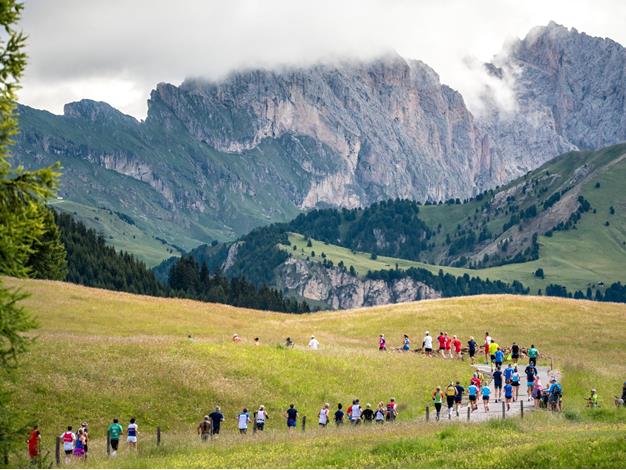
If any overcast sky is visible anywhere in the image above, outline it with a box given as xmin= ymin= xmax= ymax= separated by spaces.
xmin=18 ymin=0 xmax=626 ymax=119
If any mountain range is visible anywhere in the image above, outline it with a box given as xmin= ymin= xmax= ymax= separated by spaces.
xmin=12 ymin=22 xmax=626 ymax=266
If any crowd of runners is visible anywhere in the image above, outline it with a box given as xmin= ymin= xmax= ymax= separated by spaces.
xmin=196 ymin=398 xmax=400 ymax=439
xmin=25 ymin=330 xmax=626 ymax=464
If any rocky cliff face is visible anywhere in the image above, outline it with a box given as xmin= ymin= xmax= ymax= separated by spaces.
xmin=478 ymin=22 xmax=626 ymax=178
xmin=150 ymin=55 xmax=492 ymax=206
xmin=12 ymin=23 xmax=626 ymax=254
xmin=275 ymin=258 xmax=440 ymax=309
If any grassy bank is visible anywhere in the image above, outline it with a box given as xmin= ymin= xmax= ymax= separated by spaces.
xmin=4 ymin=277 xmax=626 ymax=467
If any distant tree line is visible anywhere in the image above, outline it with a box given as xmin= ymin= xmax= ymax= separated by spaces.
xmin=545 ymin=282 xmax=626 ymax=304
xmin=56 ymin=211 xmax=166 ymax=295
xmin=287 ymin=199 xmax=434 ymax=261
xmin=168 ymin=256 xmax=310 ymax=313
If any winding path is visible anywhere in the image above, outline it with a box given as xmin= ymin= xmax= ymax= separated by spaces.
xmin=432 ymin=363 xmax=557 ymax=423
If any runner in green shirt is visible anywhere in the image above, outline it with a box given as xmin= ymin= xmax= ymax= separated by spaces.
xmin=527 ymin=344 xmax=539 ymax=366
xmin=107 ymin=418 xmax=123 ymax=457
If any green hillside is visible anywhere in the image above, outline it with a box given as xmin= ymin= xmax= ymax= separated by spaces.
xmin=284 ymin=144 xmax=626 ymax=293
xmin=4 ymin=278 xmax=626 ymax=468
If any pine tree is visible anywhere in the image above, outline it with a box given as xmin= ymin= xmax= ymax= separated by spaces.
xmin=0 ymin=1 xmax=62 ymax=462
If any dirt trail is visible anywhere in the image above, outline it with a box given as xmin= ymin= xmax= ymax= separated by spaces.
xmin=430 ymin=362 xmax=558 ymax=423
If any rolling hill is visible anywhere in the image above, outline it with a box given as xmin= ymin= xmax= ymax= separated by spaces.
xmin=159 ymin=144 xmax=626 ymax=309
xmin=4 ymin=277 xmax=626 ymax=468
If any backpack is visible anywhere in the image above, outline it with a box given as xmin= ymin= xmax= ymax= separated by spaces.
xmin=446 ymin=386 xmax=456 ymax=396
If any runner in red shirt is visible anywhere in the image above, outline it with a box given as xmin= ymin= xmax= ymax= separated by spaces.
xmin=27 ymin=426 xmax=40 ymax=462
xmin=444 ymin=332 xmax=452 ymax=359
xmin=437 ymin=332 xmax=446 ymax=358
xmin=452 ymin=335 xmax=462 ymax=359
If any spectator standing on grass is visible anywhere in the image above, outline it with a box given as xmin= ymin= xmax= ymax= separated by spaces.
xmin=238 ymin=408 xmax=251 ymax=434
xmin=335 ymin=403 xmax=344 ymax=426
xmin=423 ymin=331 xmax=434 ymax=356
xmin=27 ymin=425 xmax=40 ymax=464
xmin=548 ymin=378 xmax=562 ymax=411
xmin=107 ymin=418 xmax=123 ymax=457
xmin=308 ymin=335 xmax=320 ymax=350
xmin=432 ymin=386 xmax=444 ymax=420
xmin=127 ymin=417 xmax=138 ymax=450
xmin=198 ymin=416 xmax=211 ymax=441
xmin=285 ymin=404 xmax=298 ymax=430
xmin=402 ymin=334 xmax=411 ymax=351
xmin=60 ymin=426 xmax=75 ymax=464
xmin=468 ymin=336 xmax=477 ymax=364
xmin=318 ymin=403 xmax=330 ymax=428
xmin=527 ymin=344 xmax=539 ymax=366
xmin=378 ymin=334 xmax=387 ymax=351
xmin=209 ymin=406 xmax=224 ymax=436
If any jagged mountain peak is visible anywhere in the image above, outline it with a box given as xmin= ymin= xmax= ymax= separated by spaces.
xmin=64 ymin=99 xmax=138 ymax=125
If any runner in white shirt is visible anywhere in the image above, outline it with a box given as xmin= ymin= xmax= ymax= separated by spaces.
xmin=255 ymin=405 xmax=269 ymax=431
xmin=350 ymin=399 xmax=362 ymax=425
xmin=238 ymin=408 xmax=251 ymax=434
xmin=60 ymin=426 xmax=76 ymax=464
xmin=308 ymin=336 xmax=320 ymax=350
xmin=423 ymin=331 xmax=434 ymax=357
xmin=318 ymin=403 xmax=330 ymax=427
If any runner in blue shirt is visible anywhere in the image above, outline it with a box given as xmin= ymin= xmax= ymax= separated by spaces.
xmin=504 ymin=364 xmax=514 ymax=383
xmin=492 ymin=366 xmax=503 ymax=403
xmin=504 ymin=381 xmax=514 ymax=410
xmin=494 ymin=348 xmax=504 ymax=368
xmin=481 ymin=385 xmax=491 ymax=412
xmin=468 ymin=383 xmax=479 ymax=411
xmin=454 ymin=381 xmax=465 ymax=417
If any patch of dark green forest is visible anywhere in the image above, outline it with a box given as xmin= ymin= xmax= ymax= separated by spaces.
xmin=56 ymin=212 xmax=310 ymax=313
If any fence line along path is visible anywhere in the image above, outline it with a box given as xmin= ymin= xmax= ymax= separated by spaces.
xmin=429 ymin=363 xmax=557 ymax=423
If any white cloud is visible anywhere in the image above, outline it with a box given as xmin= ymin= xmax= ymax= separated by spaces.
xmin=18 ymin=0 xmax=626 ymax=119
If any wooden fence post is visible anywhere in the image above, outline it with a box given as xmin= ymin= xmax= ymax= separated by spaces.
xmin=55 ymin=436 xmax=61 ymax=466
xmin=502 ymin=400 xmax=506 ymax=419
xmin=157 ymin=427 xmax=161 ymax=447
xmin=520 ymin=400 xmax=524 ymax=419
xmin=106 ymin=429 xmax=111 ymax=456
xmin=425 ymin=405 xmax=430 ymax=422
xmin=467 ymin=406 xmax=470 ymax=422
xmin=301 ymin=416 xmax=306 ymax=432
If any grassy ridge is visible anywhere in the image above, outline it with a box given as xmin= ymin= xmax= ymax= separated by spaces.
xmin=5 ymin=277 xmax=626 ymax=467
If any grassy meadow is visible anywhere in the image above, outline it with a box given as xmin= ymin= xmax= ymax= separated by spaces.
xmin=4 ymin=277 xmax=626 ymax=468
